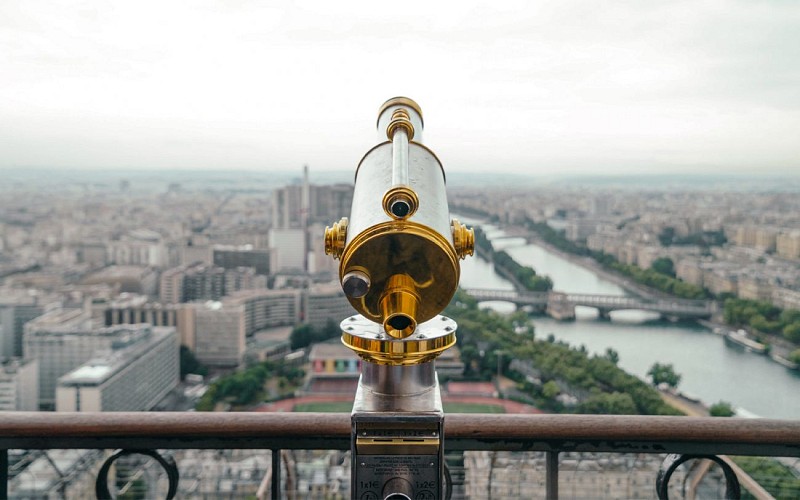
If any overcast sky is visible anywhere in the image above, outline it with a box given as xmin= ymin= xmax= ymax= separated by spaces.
xmin=1 ymin=1 xmax=798 ymax=176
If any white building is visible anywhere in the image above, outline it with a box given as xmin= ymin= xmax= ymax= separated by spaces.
xmin=0 ymin=358 xmax=39 ymax=411
xmin=24 ymin=309 xmax=162 ymax=409
xmin=223 ymin=289 xmax=301 ymax=335
xmin=269 ymin=228 xmax=306 ymax=272
xmin=193 ymin=301 xmax=246 ymax=367
xmin=106 ymin=229 xmax=167 ymax=268
xmin=56 ymin=326 xmax=179 ymax=412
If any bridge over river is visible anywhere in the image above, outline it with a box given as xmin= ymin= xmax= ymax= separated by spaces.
xmin=464 ymin=289 xmax=716 ymax=320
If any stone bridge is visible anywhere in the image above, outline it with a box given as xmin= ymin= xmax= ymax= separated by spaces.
xmin=464 ymin=289 xmax=715 ymax=320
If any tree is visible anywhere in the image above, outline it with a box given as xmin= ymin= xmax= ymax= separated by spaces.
xmin=604 ymin=348 xmax=620 ymax=365
xmin=651 ymin=257 xmax=676 ymax=277
xmin=542 ymin=380 xmax=561 ymax=399
xmin=647 ymin=362 xmax=681 ymax=388
xmin=710 ymin=401 xmax=735 ymax=417
xmin=578 ymin=392 xmax=638 ymax=415
xmin=788 ymin=349 xmax=800 ymax=365
xmin=179 ymin=345 xmax=208 ymax=380
xmin=289 ymin=324 xmax=314 ymax=349
xmin=658 ymin=227 xmax=676 ymax=246
xmin=783 ymin=323 xmax=800 ymax=344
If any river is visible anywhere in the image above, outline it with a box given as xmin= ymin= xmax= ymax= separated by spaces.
xmin=457 ymin=223 xmax=800 ymax=420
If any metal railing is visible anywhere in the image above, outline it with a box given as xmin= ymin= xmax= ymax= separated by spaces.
xmin=2 ymin=412 xmax=799 ymax=499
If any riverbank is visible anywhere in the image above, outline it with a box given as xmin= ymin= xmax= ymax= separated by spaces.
xmin=697 ymin=319 xmax=799 ymax=370
xmin=515 ymin=228 xmax=800 ymax=373
xmin=524 ymin=234 xmax=669 ymax=301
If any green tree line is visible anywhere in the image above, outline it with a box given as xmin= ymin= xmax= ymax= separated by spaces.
xmin=446 ymin=290 xmax=680 ymax=416
xmin=525 ymin=218 xmax=708 ymax=299
xmin=734 ymin=456 xmax=800 ymax=499
xmin=196 ymin=361 xmax=304 ymax=410
xmin=290 ymin=320 xmax=340 ymax=350
xmin=473 ymin=226 xmax=494 ymax=257
xmin=724 ymin=298 xmax=800 ymax=345
xmin=493 ymin=250 xmax=554 ymax=292
xmin=607 ymin=259 xmax=708 ymax=299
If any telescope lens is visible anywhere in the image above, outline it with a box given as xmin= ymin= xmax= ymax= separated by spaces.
xmin=388 ymin=315 xmax=412 ymax=332
xmin=390 ymin=200 xmax=411 ymax=218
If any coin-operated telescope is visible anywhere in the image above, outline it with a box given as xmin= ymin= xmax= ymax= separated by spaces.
xmin=325 ymin=97 xmax=473 ymax=500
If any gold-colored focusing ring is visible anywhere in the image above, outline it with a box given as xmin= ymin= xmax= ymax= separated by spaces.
xmin=382 ymin=186 xmax=419 ymax=220
xmin=342 ymin=330 xmax=456 ymax=366
xmin=378 ymin=97 xmax=423 ymax=126
xmin=386 ymin=108 xmax=415 ymax=141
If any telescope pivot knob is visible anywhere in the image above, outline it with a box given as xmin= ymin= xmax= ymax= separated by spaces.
xmin=324 ymin=217 xmax=348 ymax=259
xmin=451 ymin=219 xmax=475 ymax=259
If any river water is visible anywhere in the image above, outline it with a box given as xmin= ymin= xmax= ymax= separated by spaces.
xmin=457 ymin=224 xmax=800 ymax=420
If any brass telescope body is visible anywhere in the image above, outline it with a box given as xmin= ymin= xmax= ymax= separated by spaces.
xmin=325 ymin=97 xmax=473 ymax=365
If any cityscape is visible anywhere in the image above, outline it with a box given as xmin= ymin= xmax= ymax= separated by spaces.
xmin=1 ymin=167 xmax=799 ymax=497
xmin=2 ymin=1 xmax=800 ymax=497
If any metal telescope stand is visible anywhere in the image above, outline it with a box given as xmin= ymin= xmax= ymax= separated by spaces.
xmin=324 ymin=97 xmax=473 ymax=500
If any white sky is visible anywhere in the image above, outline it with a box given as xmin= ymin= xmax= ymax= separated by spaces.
xmin=1 ymin=0 xmax=799 ymax=175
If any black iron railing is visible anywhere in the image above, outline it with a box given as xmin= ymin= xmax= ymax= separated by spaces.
xmin=2 ymin=412 xmax=799 ymax=499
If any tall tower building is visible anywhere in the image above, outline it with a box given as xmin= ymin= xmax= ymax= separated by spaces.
xmin=270 ymin=167 xmax=354 ymax=274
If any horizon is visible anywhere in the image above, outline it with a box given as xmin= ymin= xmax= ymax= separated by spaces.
xmin=3 ymin=166 xmax=799 ymax=193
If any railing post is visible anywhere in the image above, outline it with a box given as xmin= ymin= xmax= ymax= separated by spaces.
xmin=546 ymin=451 xmax=558 ymax=500
xmin=1 ymin=449 xmax=7 ymax=498
xmin=272 ymin=449 xmax=281 ymax=499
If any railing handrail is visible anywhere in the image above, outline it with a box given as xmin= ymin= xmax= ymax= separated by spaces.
xmin=1 ymin=412 xmax=799 ymax=457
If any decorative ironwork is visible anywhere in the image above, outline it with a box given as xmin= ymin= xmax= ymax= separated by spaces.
xmin=656 ymin=453 xmax=741 ymax=500
xmin=2 ymin=412 xmax=799 ymax=498
xmin=95 ymin=449 xmax=179 ymax=500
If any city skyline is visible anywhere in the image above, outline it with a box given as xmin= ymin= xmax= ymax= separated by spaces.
xmin=2 ymin=1 xmax=799 ymax=176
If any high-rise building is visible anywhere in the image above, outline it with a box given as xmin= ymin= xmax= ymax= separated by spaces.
xmin=193 ymin=302 xmax=246 ymax=367
xmin=82 ymin=265 xmax=159 ymax=297
xmin=304 ymin=283 xmax=354 ymax=330
xmin=183 ymin=264 xmax=225 ymax=302
xmin=160 ymin=262 xmax=256 ymax=303
xmin=223 ymin=289 xmax=301 ymax=335
xmin=213 ymin=245 xmax=270 ymax=275
xmin=159 ymin=265 xmax=186 ymax=303
xmin=0 ymin=292 xmax=59 ymax=358
xmin=271 ymin=167 xmax=354 ymax=274
xmin=100 ymin=294 xmax=180 ymax=330
xmin=56 ymin=326 xmax=178 ymax=411
xmin=307 ymin=223 xmax=337 ymax=278
xmin=224 ymin=267 xmax=266 ymax=293
xmin=309 ymin=184 xmax=353 ymax=225
xmin=272 ymin=184 xmax=304 ymax=230
xmin=0 ymin=358 xmax=38 ymax=411
xmin=23 ymin=309 xmax=149 ymax=409
xmin=106 ymin=229 xmax=167 ymax=268
xmin=180 ymin=236 xmax=213 ymax=266
xmin=777 ymin=230 xmax=800 ymax=260
xmin=269 ymin=228 xmax=306 ymax=272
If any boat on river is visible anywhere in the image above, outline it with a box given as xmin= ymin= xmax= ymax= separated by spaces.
xmin=725 ymin=329 xmax=767 ymax=354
